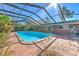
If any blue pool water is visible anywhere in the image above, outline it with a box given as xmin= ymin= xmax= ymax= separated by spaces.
xmin=16 ymin=31 xmax=56 ymax=42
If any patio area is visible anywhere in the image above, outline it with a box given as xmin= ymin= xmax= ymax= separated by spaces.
xmin=1 ymin=32 xmax=79 ymax=56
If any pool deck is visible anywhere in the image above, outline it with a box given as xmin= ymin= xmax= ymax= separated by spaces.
xmin=2 ymin=32 xmax=79 ymax=56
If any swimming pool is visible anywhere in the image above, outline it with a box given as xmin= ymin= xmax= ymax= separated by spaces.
xmin=16 ymin=31 xmax=56 ymax=43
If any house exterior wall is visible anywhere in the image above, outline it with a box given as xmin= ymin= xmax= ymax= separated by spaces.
xmin=38 ymin=21 xmax=79 ymax=34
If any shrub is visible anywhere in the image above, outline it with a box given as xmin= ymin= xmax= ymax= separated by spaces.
xmin=0 ymin=14 xmax=13 ymax=55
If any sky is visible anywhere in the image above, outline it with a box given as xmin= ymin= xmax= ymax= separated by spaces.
xmin=0 ymin=3 xmax=79 ymax=24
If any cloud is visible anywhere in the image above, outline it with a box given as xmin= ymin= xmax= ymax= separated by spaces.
xmin=46 ymin=3 xmax=57 ymax=10
xmin=40 ymin=3 xmax=58 ymax=18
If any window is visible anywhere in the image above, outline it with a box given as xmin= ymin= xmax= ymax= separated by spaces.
xmin=58 ymin=25 xmax=63 ymax=29
xmin=53 ymin=25 xmax=63 ymax=29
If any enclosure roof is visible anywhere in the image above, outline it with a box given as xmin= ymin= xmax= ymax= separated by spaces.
xmin=0 ymin=3 xmax=79 ymax=26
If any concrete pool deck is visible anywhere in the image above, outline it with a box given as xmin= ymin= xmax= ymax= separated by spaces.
xmin=2 ymin=32 xmax=79 ymax=56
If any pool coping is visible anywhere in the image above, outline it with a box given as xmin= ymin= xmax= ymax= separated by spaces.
xmin=14 ymin=32 xmax=52 ymax=45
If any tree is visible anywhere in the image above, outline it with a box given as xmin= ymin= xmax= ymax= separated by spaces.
xmin=61 ymin=6 xmax=74 ymax=18
xmin=58 ymin=4 xmax=74 ymax=22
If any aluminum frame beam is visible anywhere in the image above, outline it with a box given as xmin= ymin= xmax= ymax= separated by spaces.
xmin=0 ymin=8 xmax=41 ymax=25
xmin=4 ymin=3 xmax=47 ymax=24
xmin=0 ymin=12 xmax=35 ymax=25
xmin=57 ymin=3 xmax=65 ymax=22
xmin=30 ymin=3 xmax=50 ymax=16
xmin=21 ymin=3 xmax=56 ymax=23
